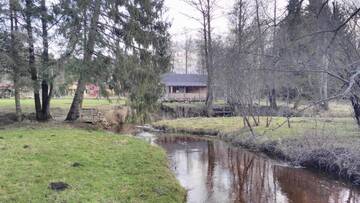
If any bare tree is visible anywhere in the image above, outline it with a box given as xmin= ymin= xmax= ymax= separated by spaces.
xmin=184 ymin=34 xmax=193 ymax=74
xmin=183 ymin=0 xmax=217 ymax=115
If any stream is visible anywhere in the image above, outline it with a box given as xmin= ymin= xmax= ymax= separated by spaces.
xmin=136 ymin=132 xmax=360 ymax=203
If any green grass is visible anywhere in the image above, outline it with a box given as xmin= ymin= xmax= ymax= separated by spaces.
xmin=0 ymin=97 xmax=126 ymax=113
xmin=162 ymin=100 xmax=354 ymax=118
xmin=0 ymin=125 xmax=185 ymax=202
xmin=153 ymin=116 xmax=359 ymax=140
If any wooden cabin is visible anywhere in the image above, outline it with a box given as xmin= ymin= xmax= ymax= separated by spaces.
xmin=0 ymin=83 xmax=13 ymax=98
xmin=161 ymin=73 xmax=208 ymax=101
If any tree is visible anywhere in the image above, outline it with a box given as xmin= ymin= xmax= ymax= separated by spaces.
xmin=0 ymin=0 xmax=27 ymax=121
xmin=9 ymin=0 xmax=22 ymax=121
xmin=39 ymin=0 xmax=53 ymax=120
xmin=65 ymin=0 xmax=102 ymax=121
xmin=184 ymin=34 xmax=193 ymax=74
xmin=112 ymin=0 xmax=171 ymax=123
xmin=24 ymin=0 xmax=43 ymax=120
xmin=21 ymin=0 xmax=57 ymax=121
xmin=63 ymin=0 xmax=171 ymax=122
xmin=184 ymin=0 xmax=217 ymax=115
xmin=307 ymin=0 xmax=333 ymax=110
xmin=220 ymin=0 xmax=264 ymax=128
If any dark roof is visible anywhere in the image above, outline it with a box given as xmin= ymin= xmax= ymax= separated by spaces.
xmin=161 ymin=73 xmax=207 ymax=87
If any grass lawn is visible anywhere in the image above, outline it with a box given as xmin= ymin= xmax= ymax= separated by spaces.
xmin=0 ymin=97 xmax=126 ymax=113
xmin=153 ymin=116 xmax=359 ymax=139
xmin=0 ymin=125 xmax=185 ymax=202
xmin=162 ymin=100 xmax=353 ymax=118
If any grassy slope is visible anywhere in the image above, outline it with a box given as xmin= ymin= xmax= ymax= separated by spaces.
xmin=0 ymin=126 xmax=185 ymax=202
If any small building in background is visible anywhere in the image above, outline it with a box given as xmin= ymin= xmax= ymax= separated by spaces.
xmin=0 ymin=83 xmax=13 ymax=98
xmin=161 ymin=73 xmax=207 ymax=102
xmin=68 ymin=83 xmax=100 ymax=98
xmin=85 ymin=84 xmax=100 ymax=98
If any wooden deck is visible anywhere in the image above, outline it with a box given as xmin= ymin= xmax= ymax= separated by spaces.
xmin=163 ymin=93 xmax=206 ymax=102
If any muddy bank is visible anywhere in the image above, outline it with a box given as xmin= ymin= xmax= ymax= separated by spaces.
xmin=153 ymin=124 xmax=360 ymax=186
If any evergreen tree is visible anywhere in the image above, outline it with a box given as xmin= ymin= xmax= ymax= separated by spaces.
xmin=62 ymin=0 xmax=170 ymax=122
xmin=63 ymin=0 xmax=102 ymax=121
xmin=111 ymin=0 xmax=171 ymax=123
xmin=0 ymin=0 xmax=27 ymax=121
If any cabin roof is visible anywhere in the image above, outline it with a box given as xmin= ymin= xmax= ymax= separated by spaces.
xmin=161 ymin=73 xmax=207 ymax=87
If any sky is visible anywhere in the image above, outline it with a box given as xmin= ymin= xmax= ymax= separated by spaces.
xmin=164 ymin=0 xmax=289 ymax=41
xmin=164 ymin=0 xmax=289 ymax=73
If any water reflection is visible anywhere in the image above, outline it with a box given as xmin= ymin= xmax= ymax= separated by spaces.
xmin=156 ymin=135 xmax=360 ymax=203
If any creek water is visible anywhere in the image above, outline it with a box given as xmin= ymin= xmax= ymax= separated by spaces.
xmin=136 ymin=132 xmax=360 ymax=203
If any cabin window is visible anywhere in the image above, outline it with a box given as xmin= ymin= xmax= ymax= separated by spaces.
xmin=173 ymin=86 xmax=186 ymax=93
xmin=186 ymin=87 xmax=195 ymax=93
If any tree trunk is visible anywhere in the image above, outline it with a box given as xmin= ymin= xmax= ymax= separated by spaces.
xmin=320 ymin=54 xmax=329 ymax=110
xmin=39 ymin=0 xmax=52 ymax=120
xmin=25 ymin=0 xmax=42 ymax=120
xmin=14 ymin=76 xmax=22 ymax=121
xmin=185 ymin=50 xmax=188 ymax=74
xmin=66 ymin=0 xmax=101 ymax=121
xmin=10 ymin=0 xmax=22 ymax=121
xmin=66 ymin=75 xmax=86 ymax=121
xmin=350 ymin=95 xmax=360 ymax=126
xmin=269 ymin=0 xmax=278 ymax=110
xmin=205 ymin=0 xmax=214 ymax=115
xmin=41 ymin=80 xmax=53 ymax=120
xmin=185 ymin=40 xmax=188 ymax=74
xmin=269 ymin=88 xmax=278 ymax=110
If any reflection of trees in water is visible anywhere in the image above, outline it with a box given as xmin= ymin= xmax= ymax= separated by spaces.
xmin=156 ymin=135 xmax=209 ymax=173
xmin=199 ymin=141 xmax=278 ymax=203
xmin=274 ymin=166 xmax=360 ymax=203
xmin=156 ymin=135 xmax=209 ymax=152
xmin=226 ymin=146 xmax=277 ymax=203
xmin=207 ymin=141 xmax=216 ymax=192
xmin=228 ymin=147 xmax=255 ymax=203
xmin=156 ymin=136 xmax=360 ymax=203
xmin=197 ymin=140 xmax=279 ymax=202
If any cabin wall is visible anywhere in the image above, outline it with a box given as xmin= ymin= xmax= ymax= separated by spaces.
xmin=186 ymin=87 xmax=207 ymax=94
xmin=164 ymin=86 xmax=208 ymax=101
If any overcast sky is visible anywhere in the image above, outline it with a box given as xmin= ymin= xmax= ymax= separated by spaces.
xmin=164 ymin=0 xmax=289 ymax=41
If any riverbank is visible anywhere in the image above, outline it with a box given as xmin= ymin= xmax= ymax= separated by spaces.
xmin=0 ymin=123 xmax=186 ymax=202
xmin=153 ymin=117 xmax=360 ymax=186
